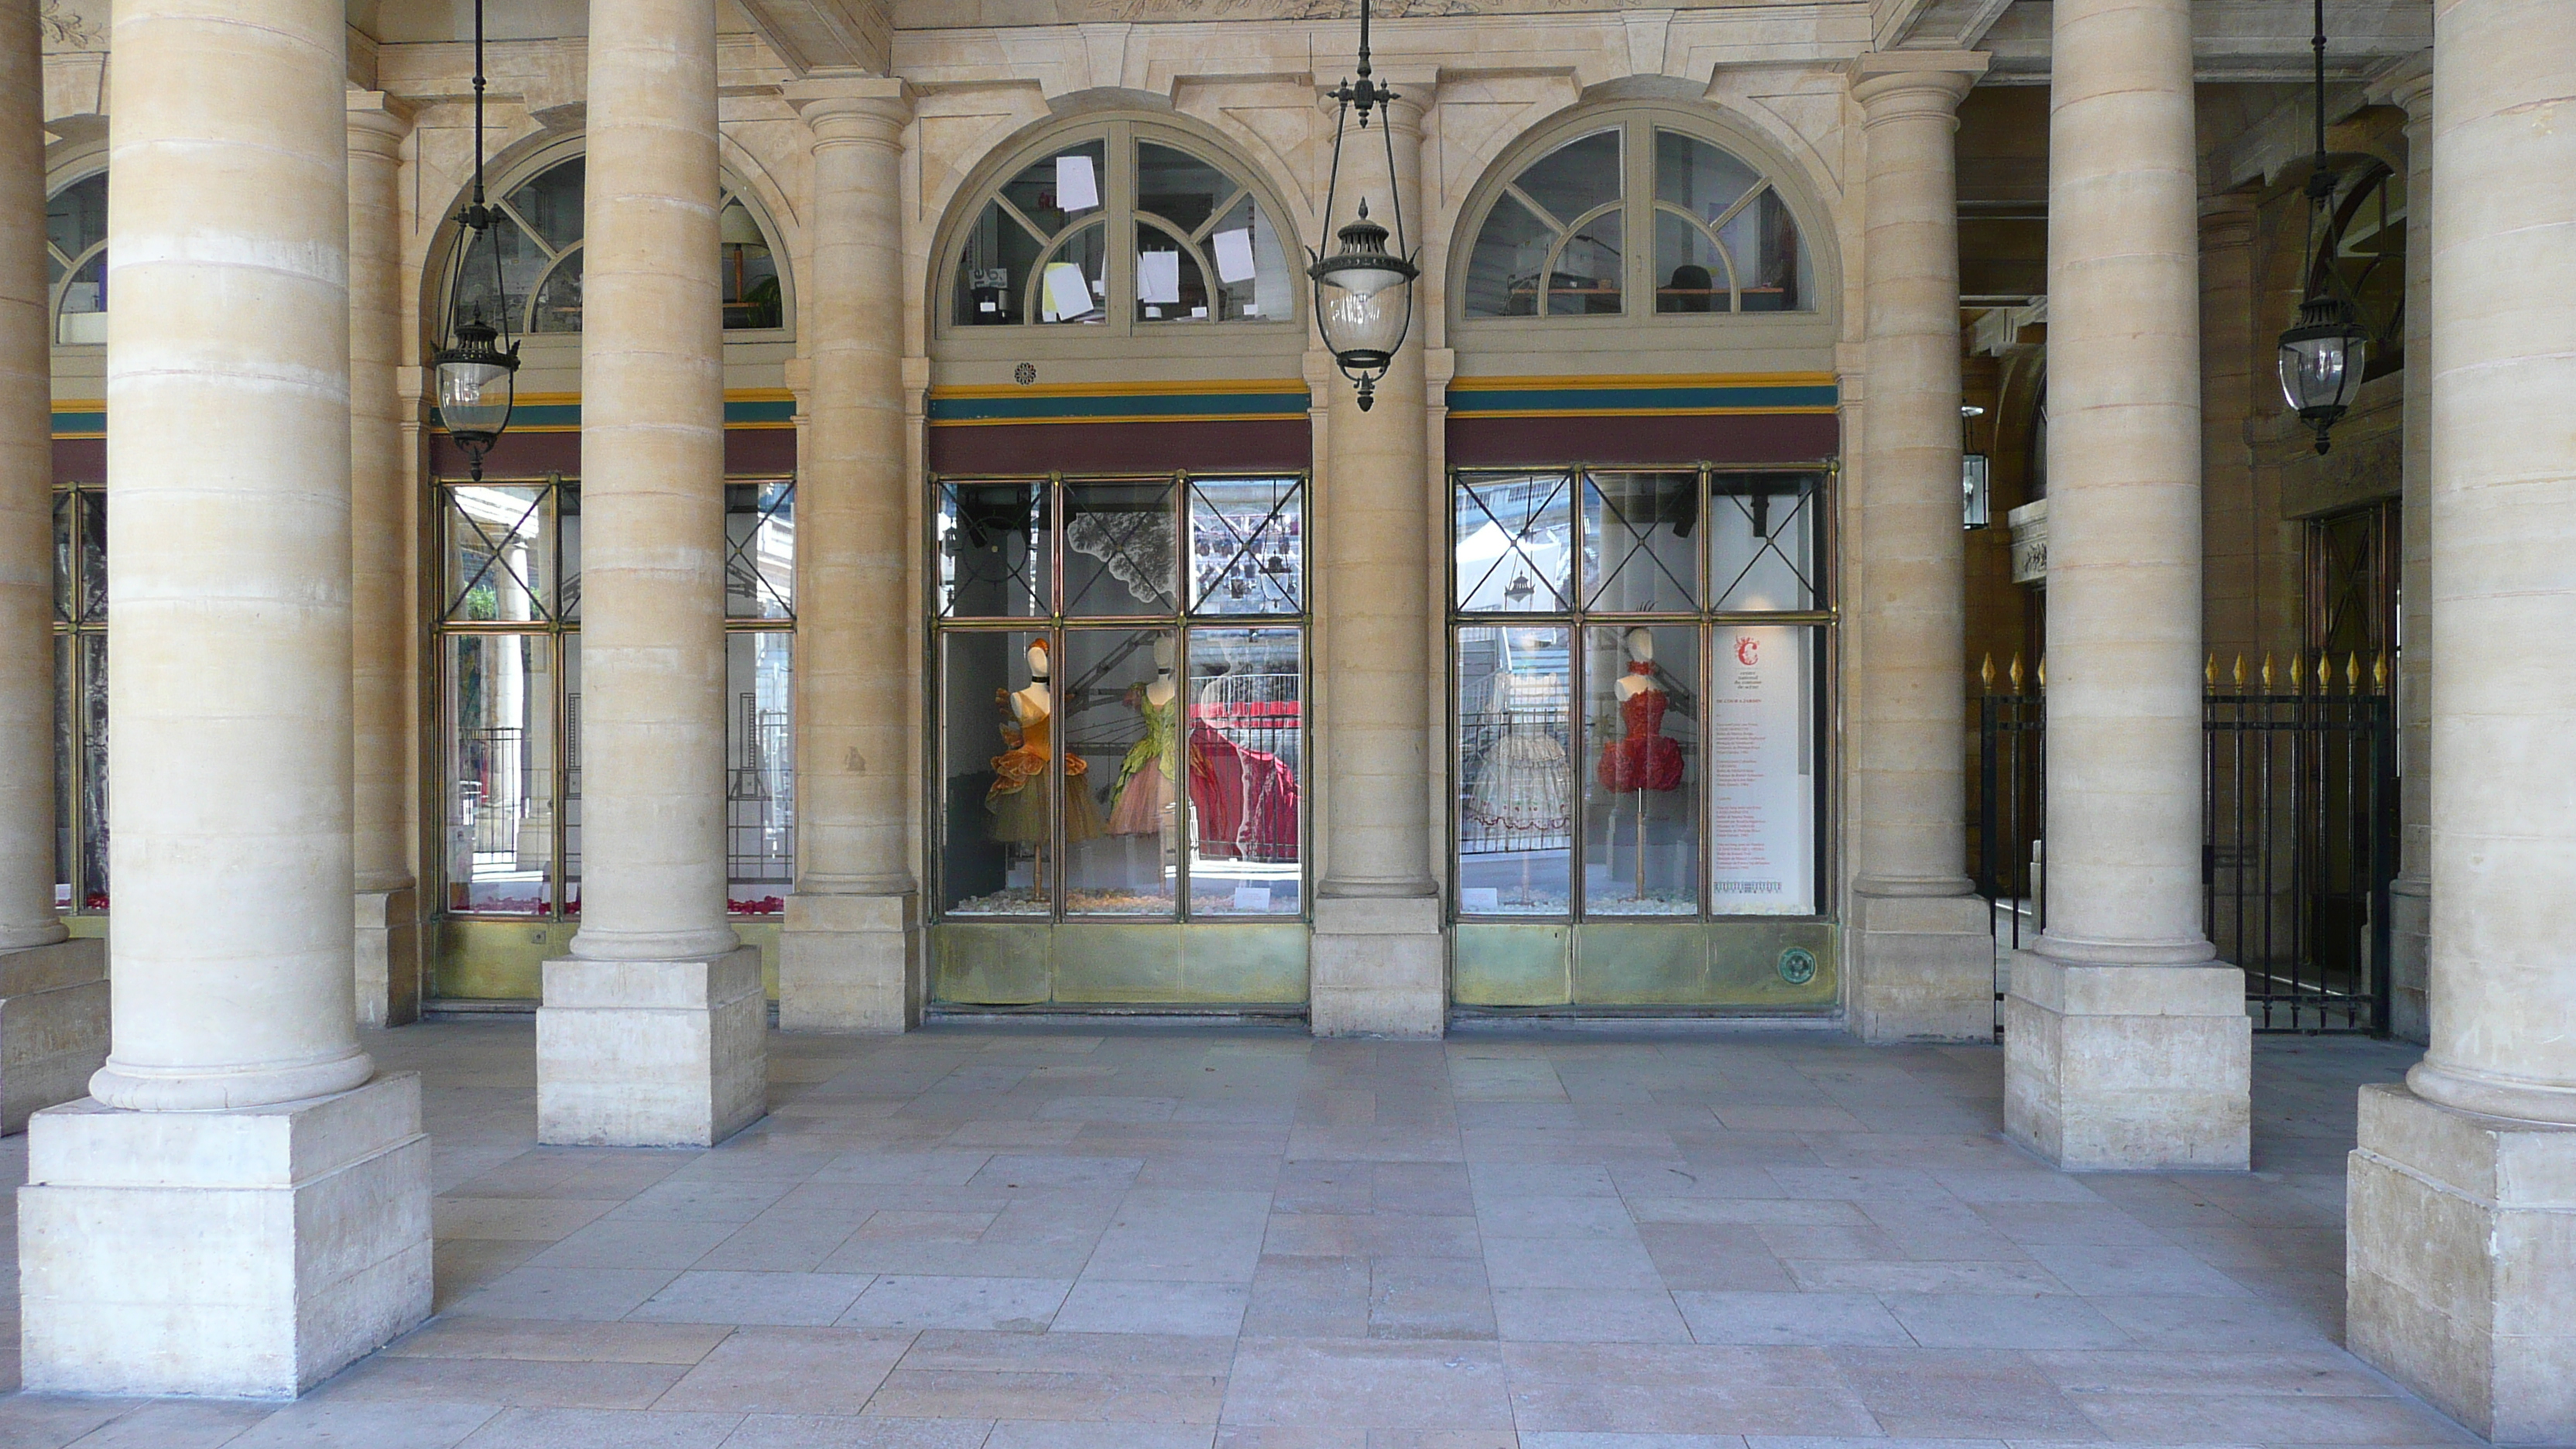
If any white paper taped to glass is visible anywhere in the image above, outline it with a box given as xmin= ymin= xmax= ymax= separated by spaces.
xmin=1212 ymin=227 xmax=1256 ymax=285
xmin=1042 ymin=262 xmax=1094 ymax=321
xmin=1138 ymin=249 xmax=1183 ymax=304
xmin=1055 ymin=154 xmax=1100 ymax=212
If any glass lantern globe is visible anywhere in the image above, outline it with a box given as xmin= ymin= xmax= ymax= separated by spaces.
xmin=433 ymin=318 xmax=519 ymax=477
xmin=2277 ymin=294 xmax=2369 ymax=454
xmin=1309 ymin=201 xmax=1418 ymax=410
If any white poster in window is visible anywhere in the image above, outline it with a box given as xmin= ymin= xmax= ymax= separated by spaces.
xmin=1054 ymin=154 xmax=1100 ymax=212
xmin=1212 ymin=227 xmax=1256 ymax=284
xmin=1138 ymin=249 xmax=1183 ymax=303
xmin=1041 ymin=262 xmax=1093 ymax=321
xmin=1708 ymin=625 xmax=1815 ymax=914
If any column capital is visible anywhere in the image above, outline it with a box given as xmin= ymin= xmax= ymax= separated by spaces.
xmin=344 ymin=89 xmax=414 ymax=154
xmin=785 ymin=74 xmax=911 ymax=147
xmin=1317 ymin=66 xmax=1437 ymax=135
xmin=2198 ymin=191 xmax=2258 ymax=252
xmin=1848 ymin=50 xmax=1986 ymax=118
xmin=2372 ymin=50 xmax=2432 ymax=122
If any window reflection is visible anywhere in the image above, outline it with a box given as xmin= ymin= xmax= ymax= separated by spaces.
xmin=1455 ymin=625 xmax=1573 ymax=913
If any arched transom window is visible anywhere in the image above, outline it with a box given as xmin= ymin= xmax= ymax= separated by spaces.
xmin=948 ymin=122 xmax=1296 ymax=331
xmin=47 ymin=172 xmax=108 ymax=345
xmin=450 ymin=156 xmax=788 ymax=336
xmin=1461 ymin=117 xmax=1813 ymax=320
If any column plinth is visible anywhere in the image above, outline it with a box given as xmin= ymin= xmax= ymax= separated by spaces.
xmin=777 ymin=77 xmax=920 ymax=1033
xmin=539 ymin=0 xmax=764 ymax=1143
xmin=2002 ymin=0 xmax=2248 ymax=1170
xmin=18 ymin=0 xmax=427 ymax=1394
xmin=1311 ymin=81 xmax=1444 ymax=1040
xmin=1846 ymin=53 xmax=1993 ymax=1044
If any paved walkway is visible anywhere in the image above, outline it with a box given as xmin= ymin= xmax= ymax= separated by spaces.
xmin=0 ymin=1020 xmax=2474 ymax=1448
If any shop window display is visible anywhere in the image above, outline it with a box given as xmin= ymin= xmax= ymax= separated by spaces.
xmin=935 ymin=474 xmax=1306 ymax=920
xmin=1451 ymin=466 xmax=1828 ymax=921
xmin=436 ymin=474 xmax=796 ymax=920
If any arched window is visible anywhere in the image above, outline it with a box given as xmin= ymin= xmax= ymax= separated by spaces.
xmin=2309 ymin=161 xmax=2405 ymax=382
xmin=47 ymin=172 xmax=108 ymax=345
xmin=449 ymin=156 xmax=789 ymax=336
xmin=1461 ymin=116 xmax=1813 ymax=320
xmin=947 ymin=122 xmax=1296 ymax=330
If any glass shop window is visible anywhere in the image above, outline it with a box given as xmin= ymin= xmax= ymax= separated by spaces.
xmin=1450 ymin=467 xmax=1828 ymax=920
xmin=948 ymin=125 xmax=1295 ymax=330
xmin=933 ymin=473 xmax=1307 ymax=920
xmin=446 ymin=156 xmax=790 ymax=337
xmin=1459 ymin=115 xmax=1813 ymax=320
xmin=435 ymin=474 xmax=797 ymax=920
xmin=51 ymin=484 xmax=108 ymax=913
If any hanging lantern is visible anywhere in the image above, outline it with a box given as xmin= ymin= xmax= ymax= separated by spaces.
xmin=1960 ymin=402 xmax=1991 ymax=529
xmin=2276 ymin=0 xmax=2368 ymax=456
xmin=430 ymin=0 xmax=520 ymax=481
xmin=1307 ymin=0 xmax=1419 ymax=412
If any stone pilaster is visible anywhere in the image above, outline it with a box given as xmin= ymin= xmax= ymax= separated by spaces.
xmin=1311 ymin=77 xmax=1444 ymax=1039
xmin=2382 ymin=61 xmax=2434 ymax=1046
xmin=1845 ymin=52 xmax=1992 ymax=1043
xmin=348 ymin=90 xmax=419 ymax=1029
xmin=778 ymin=76 xmax=920 ymax=1034
xmin=2347 ymin=12 xmax=2576 ymax=1440
xmin=540 ymin=0 xmax=765 ymax=1146
xmin=0 ymin=0 xmax=104 ymax=1125
xmin=18 ymin=0 xmax=427 ymax=1396
xmin=2002 ymin=0 xmax=2249 ymax=1170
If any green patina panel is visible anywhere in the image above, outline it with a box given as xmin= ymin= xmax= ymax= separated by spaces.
xmin=1708 ymin=918 xmax=1838 ymax=1009
xmin=1451 ymin=923 xmax=1573 ymax=1005
xmin=933 ymin=921 xmax=1307 ymax=1007
xmin=1572 ymin=922 xmax=1711 ymax=1005
xmin=433 ymin=918 xmax=784 ymax=1004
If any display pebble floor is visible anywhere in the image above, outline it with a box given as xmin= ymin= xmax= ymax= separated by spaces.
xmin=0 ymin=1018 xmax=2478 ymax=1449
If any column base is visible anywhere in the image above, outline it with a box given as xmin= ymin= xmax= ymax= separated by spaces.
xmin=2388 ymin=876 xmax=2430 ymax=1045
xmin=2348 ymin=1084 xmax=2576 ymax=1442
xmin=779 ymin=892 xmax=920 ymax=1033
xmin=1849 ymin=892 xmax=1995 ymax=1043
xmin=1310 ymin=896 xmax=1444 ymax=1039
xmin=19 ymin=1072 xmax=431 ymax=1398
xmin=538 ymin=946 xmax=767 ymax=1147
xmin=354 ymin=886 xmax=419 ymax=1029
xmin=0 ymin=938 xmax=108 ymax=1135
xmin=2003 ymin=954 xmax=2250 ymax=1170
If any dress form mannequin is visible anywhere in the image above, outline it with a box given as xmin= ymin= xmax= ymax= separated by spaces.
xmin=1108 ymin=635 xmax=1181 ymax=848
xmin=1598 ymin=627 xmax=1684 ymax=899
xmin=986 ymin=639 xmax=1105 ymax=899
xmin=1144 ymin=634 xmax=1177 ymax=710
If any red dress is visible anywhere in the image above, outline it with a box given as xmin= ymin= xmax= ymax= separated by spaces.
xmin=1597 ymin=664 xmax=1686 ymax=793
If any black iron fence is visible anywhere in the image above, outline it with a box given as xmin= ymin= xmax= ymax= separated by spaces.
xmin=1973 ymin=651 xmax=2397 ymax=1034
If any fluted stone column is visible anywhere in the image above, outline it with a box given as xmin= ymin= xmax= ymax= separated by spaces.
xmin=2347 ymin=11 xmax=2576 ymax=1440
xmin=2382 ymin=63 xmax=2434 ymax=1046
xmin=349 ymin=91 xmax=419 ymax=1029
xmin=1313 ymin=77 xmax=1442 ymax=1039
xmin=0 ymin=0 xmax=104 ymax=1128
xmin=17 ymin=0 xmax=429 ymax=1396
xmin=778 ymin=76 xmax=916 ymax=1033
xmin=1847 ymin=52 xmax=1991 ymax=1043
xmin=2002 ymin=0 xmax=2249 ymax=1170
xmin=539 ymin=0 xmax=765 ymax=1146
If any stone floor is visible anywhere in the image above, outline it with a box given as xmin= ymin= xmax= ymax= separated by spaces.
xmin=0 ymin=1019 xmax=2478 ymax=1449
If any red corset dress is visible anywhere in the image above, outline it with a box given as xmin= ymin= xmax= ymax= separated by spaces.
xmin=1597 ymin=664 xmax=1686 ymax=793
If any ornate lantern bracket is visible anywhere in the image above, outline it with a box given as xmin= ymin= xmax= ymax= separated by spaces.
xmin=1307 ymin=0 xmax=1420 ymax=413
xmin=430 ymin=0 xmax=522 ymax=481
xmin=2275 ymin=0 xmax=2370 ymax=455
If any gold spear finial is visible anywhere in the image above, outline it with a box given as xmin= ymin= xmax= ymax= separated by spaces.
xmin=2009 ymin=653 xmax=2024 ymax=691
xmin=2205 ymin=654 xmax=2216 ymax=690
xmin=2290 ymin=651 xmax=2305 ymax=691
xmin=2036 ymin=656 xmax=2047 ymax=690
xmin=2374 ymin=651 xmax=2390 ymax=691
xmin=2261 ymin=653 xmax=2275 ymax=691
xmin=2232 ymin=653 xmax=2247 ymax=689
xmin=1981 ymin=653 xmax=1996 ymax=691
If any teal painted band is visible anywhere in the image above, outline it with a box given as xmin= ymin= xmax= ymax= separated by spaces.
xmin=927 ymin=392 xmax=1309 ymax=423
xmin=1447 ymin=384 xmax=1838 ymax=415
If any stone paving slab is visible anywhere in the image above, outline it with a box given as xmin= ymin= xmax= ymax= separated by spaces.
xmin=0 ymin=1023 xmax=2485 ymax=1448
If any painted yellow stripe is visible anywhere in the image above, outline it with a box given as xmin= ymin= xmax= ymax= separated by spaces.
xmin=930 ymin=379 xmax=1307 ymax=400
xmin=1452 ymin=372 xmax=1839 ymax=391
xmin=930 ymin=412 xmax=1309 ymax=428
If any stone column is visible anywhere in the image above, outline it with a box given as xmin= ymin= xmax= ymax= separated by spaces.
xmin=17 ymin=0 xmax=429 ymax=1396
xmin=778 ymin=76 xmax=916 ymax=1033
xmin=1313 ymin=78 xmax=1442 ymax=1039
xmin=539 ymin=0 xmax=764 ymax=1146
xmin=2382 ymin=63 xmax=2434 ymax=1046
xmin=348 ymin=91 xmax=418 ymax=1029
xmin=2347 ymin=12 xmax=2576 ymax=1440
xmin=2002 ymin=0 xmax=2249 ymax=1170
xmin=0 ymin=0 xmax=105 ymax=1128
xmin=1846 ymin=52 xmax=1992 ymax=1043
xmin=2196 ymin=194 xmax=2259 ymax=670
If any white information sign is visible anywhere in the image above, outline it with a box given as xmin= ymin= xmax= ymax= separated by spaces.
xmin=1139 ymin=249 xmax=1183 ymax=303
xmin=1054 ymin=154 xmax=1100 ymax=212
xmin=1212 ymin=227 xmax=1257 ymax=283
xmin=1707 ymin=625 xmax=1815 ymax=914
xmin=1041 ymin=262 xmax=1094 ymax=321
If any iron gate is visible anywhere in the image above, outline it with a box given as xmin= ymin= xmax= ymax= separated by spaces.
xmin=1973 ymin=651 xmax=2397 ymax=1033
